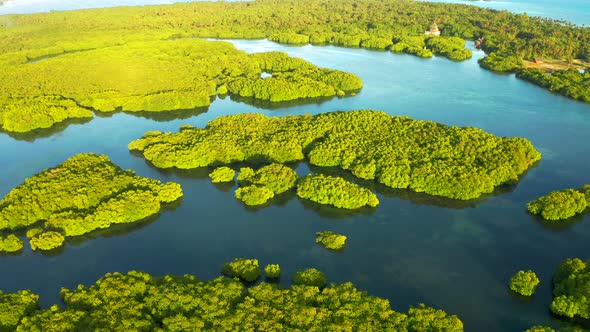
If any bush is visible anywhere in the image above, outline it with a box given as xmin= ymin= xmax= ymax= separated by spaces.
xmin=293 ymin=268 xmax=327 ymax=288
xmin=527 ymin=189 xmax=587 ymax=220
xmin=209 ymin=167 xmax=236 ymax=183
xmin=509 ymin=270 xmax=540 ymax=296
xmin=29 ymin=231 xmax=65 ymax=251
xmin=264 ymin=264 xmax=281 ymax=279
xmin=316 ymin=231 xmax=347 ymax=250
xmin=222 ymin=258 xmax=261 ymax=282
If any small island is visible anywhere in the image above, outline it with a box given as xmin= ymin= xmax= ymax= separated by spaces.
xmin=130 ymin=110 xmax=541 ymax=200
xmin=509 ymin=270 xmax=540 ymax=296
xmin=0 ymin=153 xmax=183 ymax=251
xmin=527 ymin=187 xmax=588 ymax=220
xmin=316 ymin=231 xmax=347 ymax=250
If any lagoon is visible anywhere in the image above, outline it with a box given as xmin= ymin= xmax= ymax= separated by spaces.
xmin=1 ymin=38 xmax=589 ymax=331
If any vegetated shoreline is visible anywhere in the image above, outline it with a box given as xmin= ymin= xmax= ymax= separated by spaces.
xmin=0 ymin=263 xmax=465 ymax=331
xmin=0 ymin=0 xmax=587 ymax=105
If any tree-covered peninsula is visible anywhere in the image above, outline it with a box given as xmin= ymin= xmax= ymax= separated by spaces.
xmin=1 ymin=0 xmax=588 ymax=103
xmin=527 ymin=186 xmax=589 ymax=221
xmin=0 ymin=153 xmax=183 ymax=251
xmin=130 ymin=110 xmax=541 ymax=200
xmin=0 ymin=267 xmax=464 ymax=331
xmin=0 ymin=39 xmax=361 ymax=133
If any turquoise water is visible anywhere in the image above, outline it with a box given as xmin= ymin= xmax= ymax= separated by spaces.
xmin=420 ymin=0 xmax=590 ymax=25
xmin=1 ymin=39 xmax=589 ymax=331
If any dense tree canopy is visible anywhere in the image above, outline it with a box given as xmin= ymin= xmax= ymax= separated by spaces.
xmin=551 ymin=258 xmax=590 ymax=320
xmin=297 ymin=174 xmax=380 ymax=209
xmin=0 ymin=268 xmax=465 ymax=331
xmin=316 ymin=231 xmax=347 ymax=250
xmin=509 ymin=270 xmax=540 ymax=296
xmin=130 ymin=110 xmax=541 ymax=200
xmin=0 ymin=153 xmax=183 ymax=251
xmin=527 ymin=188 xmax=588 ymax=220
xmin=237 ymin=164 xmax=297 ymax=195
xmin=0 ymin=234 xmax=23 ymax=253
xmin=0 ymin=38 xmax=361 ymax=133
xmin=0 ymin=0 xmax=588 ymax=103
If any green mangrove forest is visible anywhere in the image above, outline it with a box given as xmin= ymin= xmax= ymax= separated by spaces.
xmin=0 ymin=0 xmax=589 ymax=105
xmin=0 ymin=265 xmax=465 ymax=331
xmin=527 ymin=185 xmax=590 ymax=221
xmin=0 ymin=38 xmax=361 ymax=133
xmin=0 ymin=153 xmax=183 ymax=251
xmin=130 ymin=110 xmax=541 ymax=200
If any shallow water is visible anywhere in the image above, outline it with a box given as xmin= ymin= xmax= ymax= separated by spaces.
xmin=1 ymin=39 xmax=589 ymax=331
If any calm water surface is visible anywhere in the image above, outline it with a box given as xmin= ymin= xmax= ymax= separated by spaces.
xmin=1 ymin=39 xmax=589 ymax=331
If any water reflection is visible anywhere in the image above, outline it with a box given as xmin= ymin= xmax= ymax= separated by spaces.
xmin=0 ymin=117 xmax=92 ymax=142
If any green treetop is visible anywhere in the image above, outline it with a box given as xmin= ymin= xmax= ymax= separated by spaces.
xmin=316 ymin=231 xmax=347 ymax=250
xmin=509 ymin=270 xmax=540 ymax=296
xmin=527 ymin=188 xmax=588 ymax=220
xmin=551 ymin=258 xmax=590 ymax=319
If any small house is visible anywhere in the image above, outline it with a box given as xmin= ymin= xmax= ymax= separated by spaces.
xmin=425 ymin=22 xmax=441 ymax=36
